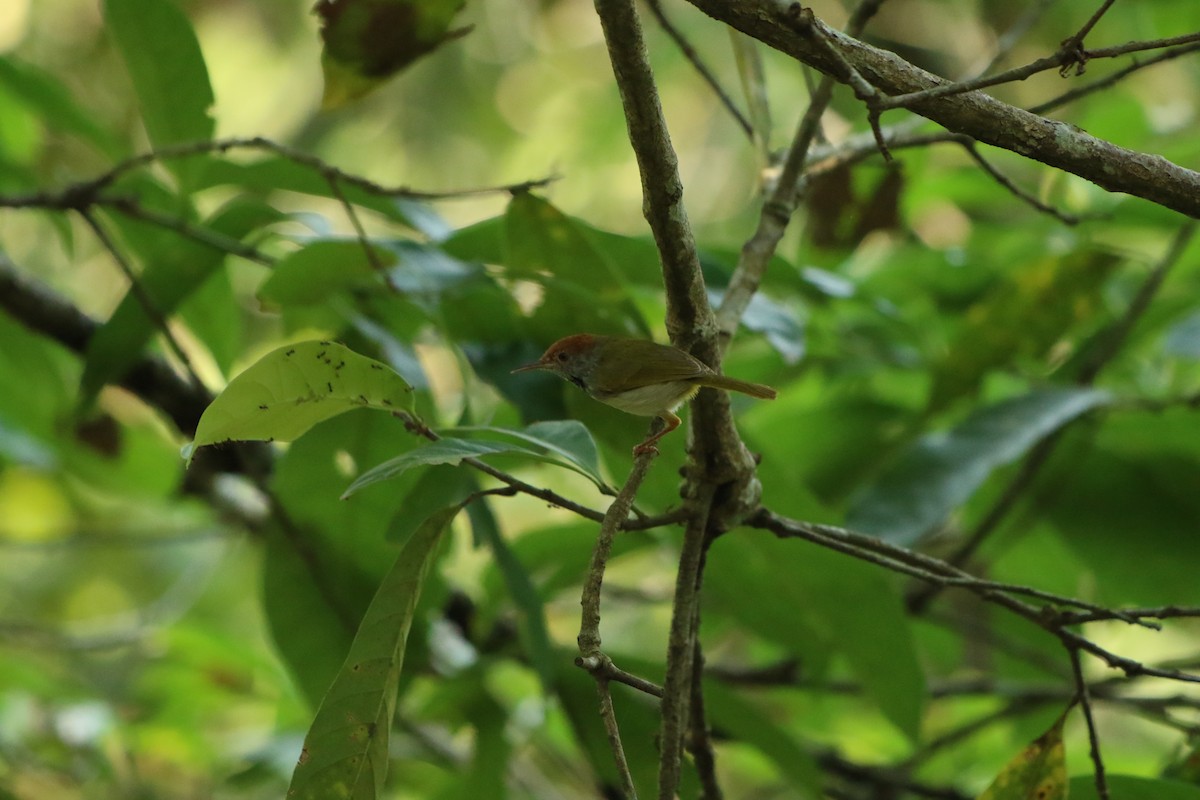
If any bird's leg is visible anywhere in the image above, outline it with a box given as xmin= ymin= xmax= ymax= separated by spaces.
xmin=633 ymin=411 xmax=681 ymax=456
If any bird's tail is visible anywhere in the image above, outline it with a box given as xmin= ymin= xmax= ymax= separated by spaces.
xmin=698 ymin=374 xmax=777 ymax=400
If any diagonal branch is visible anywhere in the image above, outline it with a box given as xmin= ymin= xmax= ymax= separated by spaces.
xmin=682 ymin=0 xmax=1200 ymax=218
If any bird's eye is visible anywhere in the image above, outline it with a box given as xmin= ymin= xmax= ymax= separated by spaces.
xmin=556 ymin=352 xmax=567 ymax=362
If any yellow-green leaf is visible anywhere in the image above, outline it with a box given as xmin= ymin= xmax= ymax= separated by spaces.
xmin=978 ymin=708 xmax=1069 ymax=800
xmin=285 ymin=505 xmax=458 ymax=799
xmin=190 ymin=341 xmax=413 ymax=455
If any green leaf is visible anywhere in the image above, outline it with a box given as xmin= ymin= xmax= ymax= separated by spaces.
xmin=707 ymin=534 xmax=925 ymax=740
xmin=1046 ymin=444 xmax=1200 ymax=605
xmin=343 ymin=439 xmax=514 ymax=499
xmin=704 ymin=682 xmax=822 ymax=797
xmin=191 ymin=341 xmax=414 ymax=454
xmin=505 ymin=194 xmax=649 ymax=336
xmin=262 ymin=521 xmax=365 ymax=709
xmin=344 ymin=422 xmax=607 ymax=498
xmin=465 ymin=499 xmax=556 ymax=691
xmin=104 ymin=0 xmax=214 ymax=188
xmin=1070 ymin=775 xmax=1200 ymax=800
xmin=0 ymin=57 xmax=118 ymax=154
xmin=928 ymin=249 xmax=1118 ymax=409
xmin=285 ymin=505 xmax=458 ymax=799
xmin=264 ymin=412 xmax=417 ymax=708
xmin=444 ymin=421 xmax=605 ymax=487
xmin=800 ymin=545 xmax=926 ymax=741
xmin=705 ymin=535 xmax=830 ymax=676
xmin=258 ymin=239 xmax=394 ymax=309
xmin=386 ymin=464 xmax=474 ymax=544
xmin=978 ymin=708 xmax=1068 ymax=800
xmin=848 ymin=387 xmax=1110 ymax=545
xmin=709 ymin=289 xmax=805 ymax=364
xmin=316 ymin=0 xmax=469 ymax=107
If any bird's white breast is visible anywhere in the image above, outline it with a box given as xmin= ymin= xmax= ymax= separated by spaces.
xmin=594 ymin=381 xmax=698 ymax=417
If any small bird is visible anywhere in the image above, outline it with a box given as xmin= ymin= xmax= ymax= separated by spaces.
xmin=512 ymin=333 xmax=777 ymax=455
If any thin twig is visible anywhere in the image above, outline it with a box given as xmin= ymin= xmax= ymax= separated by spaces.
xmin=580 ymin=655 xmax=665 ymax=697
xmin=0 ymin=136 xmax=555 ymax=209
xmin=716 ymin=4 xmax=842 ymax=343
xmin=575 ymin=448 xmax=658 ymax=796
xmin=752 ymin=509 xmax=1200 ymax=691
xmin=1070 ymin=648 xmax=1111 ymax=800
xmin=687 ymin=639 xmax=723 ymax=800
xmin=77 ymin=207 xmax=206 ymax=392
xmin=959 ymin=140 xmax=1082 ymax=224
xmin=1030 ymin=41 xmax=1200 ymax=115
xmin=1084 ymin=31 xmax=1200 ymax=60
xmin=655 ymin=483 xmax=715 ymax=800
xmin=325 ymin=174 xmax=399 ymax=291
xmin=98 ymin=196 xmax=273 ymax=265
xmin=1070 ymin=0 xmax=1118 ymax=44
xmin=875 ymin=2 xmax=1179 ymax=110
xmin=577 ymin=450 xmax=658 ymax=658
xmin=597 ymin=677 xmax=639 ymax=800
xmin=794 ymin=9 xmax=891 ymax=160
xmin=751 ymin=511 xmax=1167 ymax=627
xmin=646 ymin=0 xmax=752 ymax=138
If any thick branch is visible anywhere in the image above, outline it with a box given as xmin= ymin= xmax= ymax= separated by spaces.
xmin=683 ymin=0 xmax=1200 ymax=218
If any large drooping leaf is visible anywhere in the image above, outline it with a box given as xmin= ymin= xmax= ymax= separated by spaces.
xmin=978 ymin=709 xmax=1068 ymax=800
xmin=707 ymin=534 xmax=926 ymax=741
xmin=800 ymin=544 xmax=926 ymax=741
xmin=104 ymin=0 xmax=214 ymax=189
xmin=285 ymin=505 xmax=458 ymax=799
xmin=1045 ymin=443 xmax=1200 ymax=605
xmin=847 ymin=387 xmax=1111 ymax=545
xmin=257 ymin=239 xmax=395 ymax=309
xmin=190 ymin=341 xmax=413 ymax=455
xmin=316 ymin=0 xmax=469 ymax=107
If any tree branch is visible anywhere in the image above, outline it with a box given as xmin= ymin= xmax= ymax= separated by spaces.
xmin=682 ymin=0 xmax=1200 ymax=218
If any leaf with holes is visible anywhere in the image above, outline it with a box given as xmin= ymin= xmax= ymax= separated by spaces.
xmin=978 ymin=708 xmax=1069 ymax=800
xmin=316 ymin=0 xmax=470 ymax=107
xmin=189 ymin=341 xmax=413 ymax=457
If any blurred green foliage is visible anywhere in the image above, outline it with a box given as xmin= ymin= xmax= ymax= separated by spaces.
xmin=1 ymin=0 xmax=1200 ymax=798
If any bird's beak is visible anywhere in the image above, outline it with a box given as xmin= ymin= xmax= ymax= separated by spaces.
xmin=511 ymin=360 xmax=548 ymax=374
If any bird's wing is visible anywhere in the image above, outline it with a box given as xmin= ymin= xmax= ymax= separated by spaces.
xmin=591 ymin=339 xmax=709 ymax=394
